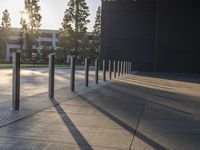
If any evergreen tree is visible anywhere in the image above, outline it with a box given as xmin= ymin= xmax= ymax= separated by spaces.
xmin=83 ymin=6 xmax=101 ymax=61
xmin=20 ymin=11 xmax=29 ymax=61
xmin=24 ymin=0 xmax=42 ymax=61
xmin=1 ymin=9 xmax=11 ymax=30
xmin=92 ymin=6 xmax=101 ymax=53
xmin=55 ymin=48 xmax=66 ymax=64
xmin=0 ymin=9 xmax=11 ymax=62
xmin=59 ymin=0 xmax=90 ymax=58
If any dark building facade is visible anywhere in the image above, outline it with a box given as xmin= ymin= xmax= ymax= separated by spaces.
xmin=101 ymin=0 xmax=200 ymax=73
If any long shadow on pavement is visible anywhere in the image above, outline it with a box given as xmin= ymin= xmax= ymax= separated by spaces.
xmin=135 ymin=72 xmax=200 ymax=84
xmin=104 ymin=85 xmax=192 ymax=115
xmin=78 ymin=94 xmax=167 ymax=150
xmin=50 ymin=97 xmax=93 ymax=150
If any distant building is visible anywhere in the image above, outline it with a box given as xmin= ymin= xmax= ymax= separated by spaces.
xmin=2 ymin=28 xmax=93 ymax=62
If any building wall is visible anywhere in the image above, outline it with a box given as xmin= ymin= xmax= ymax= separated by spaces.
xmin=101 ymin=0 xmax=156 ymax=71
xmin=101 ymin=0 xmax=200 ymax=73
xmin=155 ymin=0 xmax=200 ymax=73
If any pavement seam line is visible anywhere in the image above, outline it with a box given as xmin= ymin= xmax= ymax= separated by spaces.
xmin=129 ymin=104 xmax=145 ymax=150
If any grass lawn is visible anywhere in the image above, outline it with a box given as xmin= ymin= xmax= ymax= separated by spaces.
xmin=0 ymin=64 xmax=71 ymax=68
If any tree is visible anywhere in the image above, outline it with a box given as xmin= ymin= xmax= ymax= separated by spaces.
xmin=24 ymin=0 xmax=42 ymax=61
xmin=59 ymin=0 xmax=90 ymax=58
xmin=82 ymin=6 xmax=101 ymax=62
xmin=0 ymin=9 xmax=11 ymax=62
xmin=20 ymin=11 xmax=29 ymax=62
xmin=55 ymin=48 xmax=67 ymax=64
xmin=40 ymin=45 xmax=54 ymax=63
xmin=92 ymin=6 xmax=101 ymax=53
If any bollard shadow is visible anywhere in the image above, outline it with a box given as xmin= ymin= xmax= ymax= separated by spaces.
xmin=104 ymin=85 xmax=192 ymax=115
xmin=77 ymin=94 xmax=167 ymax=150
xmin=135 ymin=72 xmax=200 ymax=84
xmin=49 ymin=97 xmax=93 ymax=150
xmin=115 ymin=75 xmax=200 ymax=106
xmin=73 ymin=73 xmax=200 ymax=150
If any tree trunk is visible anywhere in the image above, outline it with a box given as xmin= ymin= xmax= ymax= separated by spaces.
xmin=74 ymin=0 xmax=79 ymax=58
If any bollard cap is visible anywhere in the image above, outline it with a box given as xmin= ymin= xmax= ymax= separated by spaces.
xmin=49 ymin=53 xmax=55 ymax=56
xmin=15 ymin=49 xmax=21 ymax=53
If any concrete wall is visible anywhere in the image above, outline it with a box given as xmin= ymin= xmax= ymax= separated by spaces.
xmin=101 ymin=0 xmax=200 ymax=73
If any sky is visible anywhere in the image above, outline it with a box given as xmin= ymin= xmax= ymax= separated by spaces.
xmin=0 ymin=0 xmax=101 ymax=31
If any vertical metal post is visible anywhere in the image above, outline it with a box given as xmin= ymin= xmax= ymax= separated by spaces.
xmin=95 ymin=59 xmax=99 ymax=84
xmin=85 ymin=58 xmax=89 ymax=87
xmin=125 ymin=61 xmax=127 ymax=74
xmin=127 ymin=62 xmax=129 ymax=73
xmin=121 ymin=61 xmax=123 ymax=76
xmin=109 ymin=60 xmax=112 ymax=80
xmin=12 ymin=51 xmax=20 ymax=110
xmin=117 ymin=60 xmax=120 ymax=76
xmin=103 ymin=59 xmax=106 ymax=81
xmin=49 ymin=54 xmax=55 ymax=98
xmin=113 ymin=61 xmax=116 ymax=78
xmin=124 ymin=61 xmax=126 ymax=75
xmin=124 ymin=61 xmax=127 ymax=74
xmin=70 ymin=56 xmax=75 ymax=92
xmin=126 ymin=61 xmax=128 ymax=74
xmin=130 ymin=61 xmax=132 ymax=72
xmin=123 ymin=61 xmax=126 ymax=75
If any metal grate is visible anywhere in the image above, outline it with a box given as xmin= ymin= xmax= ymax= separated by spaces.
xmin=0 ymin=80 xmax=109 ymax=127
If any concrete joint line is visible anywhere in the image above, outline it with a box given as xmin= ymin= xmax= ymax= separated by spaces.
xmin=129 ymin=104 xmax=145 ymax=150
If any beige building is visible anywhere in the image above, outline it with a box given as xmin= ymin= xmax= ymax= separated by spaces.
xmin=4 ymin=28 xmax=93 ymax=62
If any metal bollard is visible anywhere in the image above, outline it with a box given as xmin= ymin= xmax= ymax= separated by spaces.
xmin=95 ymin=59 xmax=99 ymax=84
xmin=113 ymin=61 xmax=116 ymax=78
xmin=128 ymin=61 xmax=130 ymax=73
xmin=130 ymin=61 xmax=132 ymax=72
xmin=12 ymin=51 xmax=20 ymax=110
xmin=117 ymin=60 xmax=120 ymax=76
xmin=121 ymin=61 xmax=123 ymax=76
xmin=85 ymin=58 xmax=89 ymax=87
xmin=103 ymin=59 xmax=106 ymax=81
xmin=123 ymin=61 xmax=126 ymax=75
xmin=70 ymin=56 xmax=75 ymax=92
xmin=48 ymin=54 xmax=55 ymax=98
xmin=124 ymin=61 xmax=127 ymax=74
xmin=126 ymin=61 xmax=128 ymax=74
xmin=125 ymin=61 xmax=127 ymax=74
xmin=109 ymin=60 xmax=112 ymax=80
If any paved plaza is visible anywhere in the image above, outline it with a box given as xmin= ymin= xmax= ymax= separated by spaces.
xmin=0 ymin=70 xmax=200 ymax=149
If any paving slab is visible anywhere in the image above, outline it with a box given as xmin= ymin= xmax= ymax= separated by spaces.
xmin=0 ymin=72 xmax=200 ymax=149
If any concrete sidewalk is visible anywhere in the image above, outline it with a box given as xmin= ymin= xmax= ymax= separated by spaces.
xmin=0 ymin=73 xmax=200 ymax=150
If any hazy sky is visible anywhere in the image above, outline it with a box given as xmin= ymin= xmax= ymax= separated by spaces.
xmin=0 ymin=0 xmax=101 ymax=31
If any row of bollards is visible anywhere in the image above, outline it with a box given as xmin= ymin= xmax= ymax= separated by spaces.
xmin=11 ymin=51 xmax=133 ymax=110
